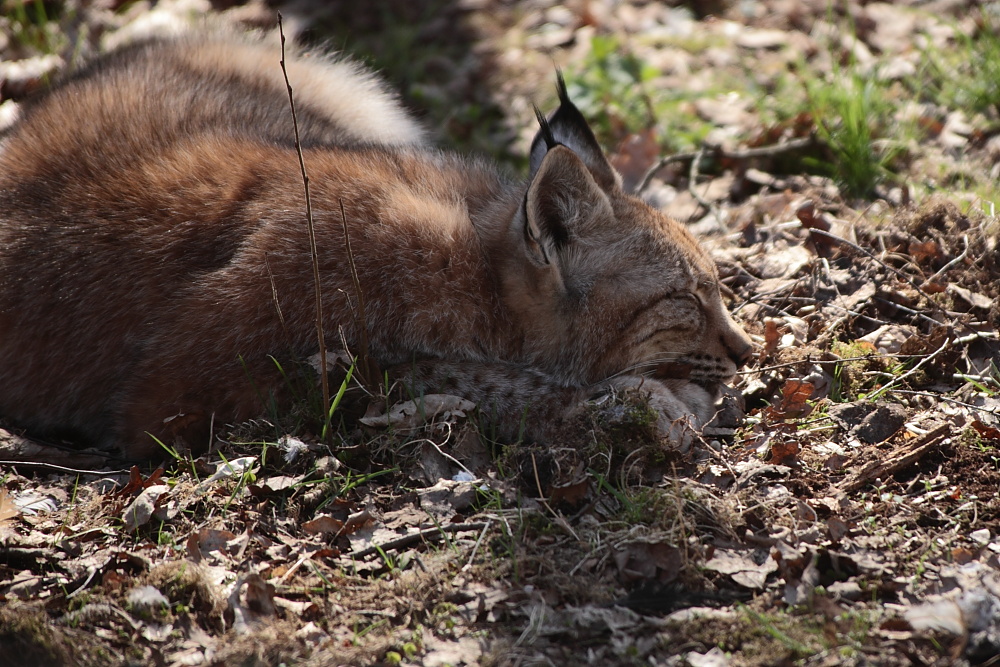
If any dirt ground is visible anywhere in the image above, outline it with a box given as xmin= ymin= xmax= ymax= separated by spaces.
xmin=1 ymin=1 xmax=999 ymax=665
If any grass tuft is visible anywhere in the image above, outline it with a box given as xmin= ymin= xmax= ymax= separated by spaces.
xmin=802 ymin=66 xmax=899 ymax=198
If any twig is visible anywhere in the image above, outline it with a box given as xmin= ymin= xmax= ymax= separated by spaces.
xmin=529 ymin=452 xmax=580 ymax=541
xmin=868 ymin=335 xmax=953 ymax=400
xmin=806 ymin=228 xmax=951 ymax=320
xmin=412 ymin=424 xmax=476 ymax=478
xmin=463 ymin=519 xmax=492 ymax=571
xmin=278 ymin=15 xmax=331 ymax=437
xmin=262 ymin=253 xmax=287 ymax=334
xmin=636 ymin=135 xmax=814 ymax=194
xmin=350 ymin=522 xmax=490 ymax=559
xmin=686 ymin=145 xmax=725 ymax=224
xmin=0 ymin=460 xmax=131 ymax=475
xmin=890 ymin=390 xmax=1000 ymax=416
xmin=738 ymin=353 xmax=925 ymax=375
xmin=926 ymin=234 xmax=970 ymax=283
xmin=840 ymin=423 xmax=950 ymax=493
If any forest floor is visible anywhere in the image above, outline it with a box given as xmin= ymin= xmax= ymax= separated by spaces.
xmin=1 ymin=0 xmax=999 ymax=665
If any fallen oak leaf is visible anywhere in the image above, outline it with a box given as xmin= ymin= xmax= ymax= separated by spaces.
xmin=229 ymin=572 xmax=276 ymax=635
xmin=764 ymin=379 xmax=815 ymax=421
xmin=613 ymin=540 xmax=684 ymax=584
xmin=702 ymin=547 xmax=778 ymax=590
xmin=797 ymin=200 xmax=834 ymax=258
xmin=549 ymin=477 xmax=590 ymax=509
xmin=760 ymin=318 xmax=781 ymax=362
xmin=610 ymin=127 xmax=660 ymax=193
xmin=248 ymin=475 xmax=299 ymax=497
xmin=908 ymin=239 xmax=943 ymax=265
xmin=343 ymin=507 xmax=375 ymax=534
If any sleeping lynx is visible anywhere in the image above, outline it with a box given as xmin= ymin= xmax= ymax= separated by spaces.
xmin=0 ymin=32 xmax=753 ymax=460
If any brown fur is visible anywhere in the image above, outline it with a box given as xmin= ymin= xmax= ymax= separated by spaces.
xmin=0 ymin=32 xmax=752 ymax=459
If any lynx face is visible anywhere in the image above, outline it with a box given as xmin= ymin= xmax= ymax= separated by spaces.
xmin=497 ymin=80 xmax=752 ymax=396
xmin=0 ymin=33 xmax=751 ymax=459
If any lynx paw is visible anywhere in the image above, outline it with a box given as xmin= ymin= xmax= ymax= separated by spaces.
xmin=606 ymin=376 xmax=718 ymax=448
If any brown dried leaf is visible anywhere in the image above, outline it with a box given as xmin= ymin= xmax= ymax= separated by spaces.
xmin=249 ymin=475 xmax=299 ymax=497
xmin=186 ymin=528 xmax=239 ymax=562
xmin=116 ymin=466 xmax=165 ymax=497
xmin=0 ymin=489 xmax=19 ymax=525
xmin=343 ymin=508 xmax=375 ymax=535
xmin=230 ymin=572 xmax=277 ymax=635
xmin=301 ymin=515 xmax=345 ymax=535
xmin=972 ymin=421 xmax=1000 ymax=442
xmin=761 ymin=318 xmax=781 ymax=361
xmin=703 ymin=547 xmax=777 ymax=589
xmin=549 ymin=478 xmax=590 ymax=508
xmin=613 ymin=541 xmax=684 ymax=584
xmin=766 ymin=379 xmax=815 ymax=421
xmin=419 ymin=480 xmax=477 ymax=518
xmin=797 ymin=200 xmax=835 ymax=258
xmin=768 ymin=438 xmax=800 ymax=465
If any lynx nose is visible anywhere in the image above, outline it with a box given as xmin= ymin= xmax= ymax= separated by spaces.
xmin=729 ymin=338 xmax=754 ymax=368
xmin=722 ymin=317 xmax=754 ymax=368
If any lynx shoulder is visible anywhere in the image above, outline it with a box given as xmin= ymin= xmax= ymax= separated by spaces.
xmin=0 ymin=31 xmax=752 ymax=460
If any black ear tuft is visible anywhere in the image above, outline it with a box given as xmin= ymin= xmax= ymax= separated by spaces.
xmin=528 ymin=74 xmax=620 ymax=190
xmin=533 ymin=105 xmax=558 ymax=152
xmin=555 ymin=70 xmax=571 ymax=106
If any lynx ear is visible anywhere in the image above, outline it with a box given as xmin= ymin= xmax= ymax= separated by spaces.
xmin=522 ymin=144 xmax=612 ymax=267
xmin=529 ymin=73 xmax=620 ymax=191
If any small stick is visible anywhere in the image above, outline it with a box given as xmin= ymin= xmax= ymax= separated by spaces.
xmin=636 ymin=135 xmax=814 ymax=194
xmin=840 ymin=423 xmax=950 ymax=493
xmin=278 ymin=14 xmax=331 ymax=437
xmin=925 ymin=234 xmax=970 ymax=283
xmin=463 ymin=519 xmax=492 ymax=571
xmin=263 ymin=253 xmax=287 ymax=334
xmin=0 ymin=461 xmax=131 ymax=475
xmin=867 ymin=335 xmax=952 ymax=401
xmin=741 ymin=353 xmax=913 ymax=375
xmin=349 ymin=522 xmax=490 ymax=559
xmin=686 ymin=145 xmax=719 ymax=219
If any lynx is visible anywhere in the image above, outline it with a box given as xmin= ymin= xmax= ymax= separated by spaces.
xmin=0 ymin=32 xmax=753 ymax=460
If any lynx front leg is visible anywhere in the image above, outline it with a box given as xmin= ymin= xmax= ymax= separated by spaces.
xmin=388 ymin=359 xmax=586 ymax=442
xmin=388 ymin=361 xmax=725 ymax=447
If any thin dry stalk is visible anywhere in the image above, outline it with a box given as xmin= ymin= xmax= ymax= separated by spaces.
xmin=339 ymin=199 xmax=380 ymax=389
xmin=263 ymin=253 xmax=288 ymax=336
xmin=277 ymin=14 xmax=331 ymax=438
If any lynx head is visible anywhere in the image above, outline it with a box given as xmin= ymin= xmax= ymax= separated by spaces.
xmin=503 ymin=76 xmax=753 ymax=392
